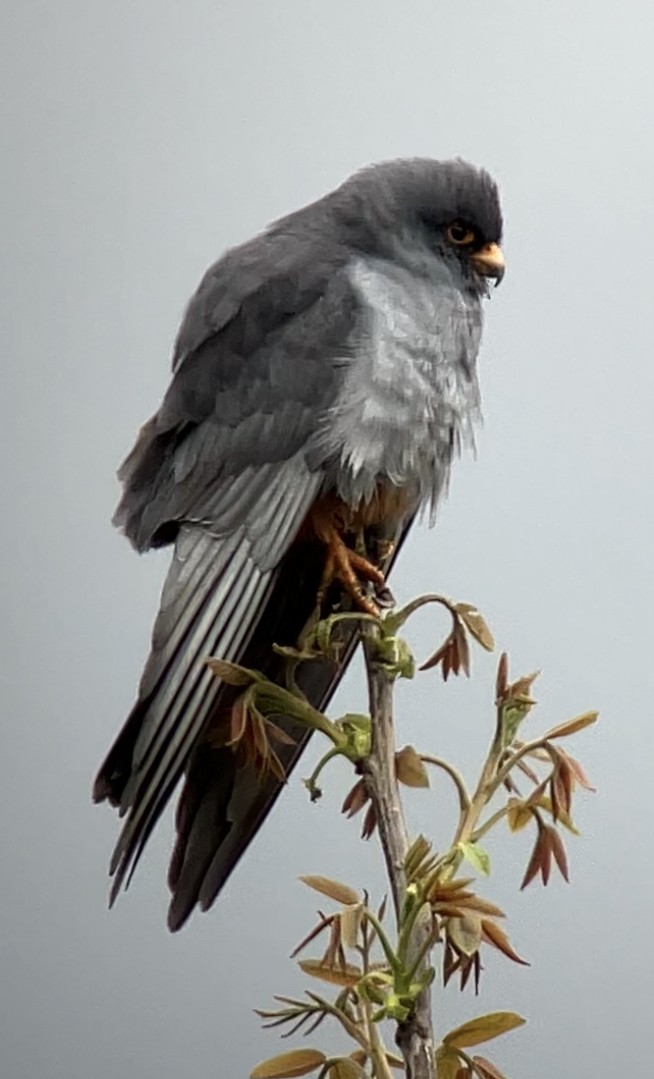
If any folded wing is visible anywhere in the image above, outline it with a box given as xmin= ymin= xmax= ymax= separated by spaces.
xmin=94 ymin=220 xmax=363 ymax=917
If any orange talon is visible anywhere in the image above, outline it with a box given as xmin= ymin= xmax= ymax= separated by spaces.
xmin=308 ymin=512 xmax=385 ymax=617
xmin=305 ymin=492 xmax=403 ymax=616
xmin=318 ymin=530 xmax=385 ymax=616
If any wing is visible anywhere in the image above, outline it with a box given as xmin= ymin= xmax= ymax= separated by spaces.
xmin=113 ymin=215 xmax=357 ymax=556
xmin=94 ymin=221 xmax=362 ymax=907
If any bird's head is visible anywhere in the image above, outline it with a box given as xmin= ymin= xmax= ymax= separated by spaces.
xmin=334 ymin=157 xmax=504 ymax=289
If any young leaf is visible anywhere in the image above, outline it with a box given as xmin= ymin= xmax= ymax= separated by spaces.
xmin=448 ymin=912 xmax=482 ymax=957
xmin=443 ymin=1012 xmax=526 ymax=1049
xmin=328 ymin=1059 xmax=368 ymax=1078
xmin=447 ymin=891 xmax=505 ymax=919
xmin=361 ymin=803 xmax=377 ymax=839
xmin=405 ymin=834 xmax=435 ymax=879
xmin=506 ymin=799 xmax=533 ymax=833
xmin=562 ymin=749 xmax=596 ymax=791
xmin=528 ymin=794 xmax=579 ymax=835
xmin=471 ymin=1056 xmax=510 ymax=1079
xmin=291 ymin=913 xmax=333 ymax=959
xmin=551 ymin=761 xmax=573 ymax=820
xmin=436 ymin=1046 xmax=465 ymax=1079
xmin=481 ymin=919 xmax=529 ymax=966
xmin=250 ymin=1048 xmax=327 ymax=1078
xmin=267 ymin=722 xmax=297 ymax=747
xmin=298 ymin=959 xmax=361 ymax=987
xmin=420 ymin=621 xmax=470 ymax=679
xmin=459 ymin=842 xmax=491 ymax=877
xmin=207 ymin=658 xmax=258 ymax=686
xmin=543 ymin=711 xmax=598 ymax=740
xmin=385 ymin=1052 xmax=405 ymax=1070
xmin=546 ymin=825 xmax=570 ymax=882
xmin=299 ymin=876 xmax=360 ymax=906
xmin=455 ymin=603 xmax=495 ymax=651
xmin=341 ymin=780 xmax=369 ymax=818
xmin=396 ymin=745 xmax=430 ymax=788
xmin=340 ymin=904 xmax=364 ymax=950
xmin=495 ymin=653 xmax=509 ymax=700
xmin=520 ymin=826 xmax=550 ymax=890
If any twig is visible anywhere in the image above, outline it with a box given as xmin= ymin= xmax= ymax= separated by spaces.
xmin=419 ymin=754 xmax=471 ymax=813
xmin=362 ymin=633 xmax=436 ymax=1079
xmin=358 ymin=911 xmax=396 ymax=1079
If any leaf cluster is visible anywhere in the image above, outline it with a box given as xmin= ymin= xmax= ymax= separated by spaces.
xmin=204 ymin=597 xmax=597 ymax=1079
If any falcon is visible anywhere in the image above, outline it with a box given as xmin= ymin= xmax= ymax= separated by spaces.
xmin=94 ymin=158 xmax=504 ymax=931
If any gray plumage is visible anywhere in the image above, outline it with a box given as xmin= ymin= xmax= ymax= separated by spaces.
xmin=95 ymin=157 xmax=503 ymax=929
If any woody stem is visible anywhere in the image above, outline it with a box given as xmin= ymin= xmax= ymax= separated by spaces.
xmin=362 ymin=630 xmax=436 ymax=1079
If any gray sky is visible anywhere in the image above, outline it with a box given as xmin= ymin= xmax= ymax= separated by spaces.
xmin=3 ymin=1 xmax=653 ymax=1076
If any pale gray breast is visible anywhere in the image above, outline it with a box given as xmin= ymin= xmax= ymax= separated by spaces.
xmin=317 ymin=256 xmax=484 ymax=513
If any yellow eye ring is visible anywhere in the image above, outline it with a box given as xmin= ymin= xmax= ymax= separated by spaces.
xmin=446 ymin=223 xmax=476 ymax=246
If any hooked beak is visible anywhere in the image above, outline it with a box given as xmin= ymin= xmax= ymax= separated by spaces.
xmin=471 ymin=242 xmax=505 ymax=285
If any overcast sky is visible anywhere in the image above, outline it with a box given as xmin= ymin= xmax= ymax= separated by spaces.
xmin=3 ymin=2 xmax=653 ymax=1077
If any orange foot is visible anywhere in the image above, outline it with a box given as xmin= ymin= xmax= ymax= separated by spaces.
xmin=309 ymin=520 xmax=392 ymax=617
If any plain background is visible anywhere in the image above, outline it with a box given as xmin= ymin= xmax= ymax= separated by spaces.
xmin=3 ymin=1 xmax=653 ymax=1076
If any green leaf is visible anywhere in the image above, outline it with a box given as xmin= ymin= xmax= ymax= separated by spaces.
xmin=339 ymin=714 xmax=372 ymax=758
xmin=340 ymin=713 xmax=371 ymax=729
xmin=251 ymin=1048 xmax=327 ymax=1078
xmin=459 ymin=842 xmax=491 ymax=876
xmin=444 ymin=1011 xmax=526 ymax=1049
xmin=393 ymin=637 xmax=416 ymax=679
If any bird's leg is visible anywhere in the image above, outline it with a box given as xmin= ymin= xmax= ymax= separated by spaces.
xmin=322 ymin=535 xmax=385 ymax=617
xmin=353 ymin=527 xmax=396 ymax=611
xmin=309 ymin=502 xmax=388 ymax=617
xmin=361 ymin=524 xmax=398 ymax=609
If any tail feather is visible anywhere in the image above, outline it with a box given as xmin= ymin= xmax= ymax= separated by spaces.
xmin=96 ymin=493 xmax=412 ymax=930
xmin=106 ymin=545 xmax=275 ymax=900
xmin=165 ymin=522 xmax=410 ymax=931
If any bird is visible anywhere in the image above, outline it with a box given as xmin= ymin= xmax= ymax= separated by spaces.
xmin=93 ymin=157 xmax=504 ymax=931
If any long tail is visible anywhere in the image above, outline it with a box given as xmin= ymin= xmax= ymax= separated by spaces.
xmin=95 ymin=521 xmax=408 ymax=932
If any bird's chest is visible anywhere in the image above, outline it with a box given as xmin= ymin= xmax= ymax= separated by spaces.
xmin=323 ymin=260 xmax=482 ymax=508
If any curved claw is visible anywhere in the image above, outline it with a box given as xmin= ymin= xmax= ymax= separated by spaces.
xmin=317 ymin=528 xmax=388 ymax=617
xmin=375 ymin=583 xmax=396 ymax=609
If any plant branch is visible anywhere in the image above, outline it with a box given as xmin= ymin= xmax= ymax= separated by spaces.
xmin=362 ymin=630 xmax=436 ymax=1079
xmin=357 ymin=909 xmax=395 ymax=1079
xmin=452 ymin=724 xmax=506 ymax=847
xmin=472 ymin=804 xmax=511 ymax=841
xmin=491 ymin=736 xmax=549 ymax=793
xmin=358 ymin=996 xmax=395 ymax=1079
xmin=420 ymin=753 xmax=471 ymax=813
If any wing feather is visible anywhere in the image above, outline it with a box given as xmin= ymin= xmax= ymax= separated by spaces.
xmin=105 ymin=460 xmax=322 ymax=900
xmin=97 ymin=214 xmax=361 ymax=911
xmin=165 ymin=522 xmax=412 ymax=930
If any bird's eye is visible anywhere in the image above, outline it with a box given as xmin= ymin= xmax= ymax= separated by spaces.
xmin=446 ymin=222 xmax=476 ymax=246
